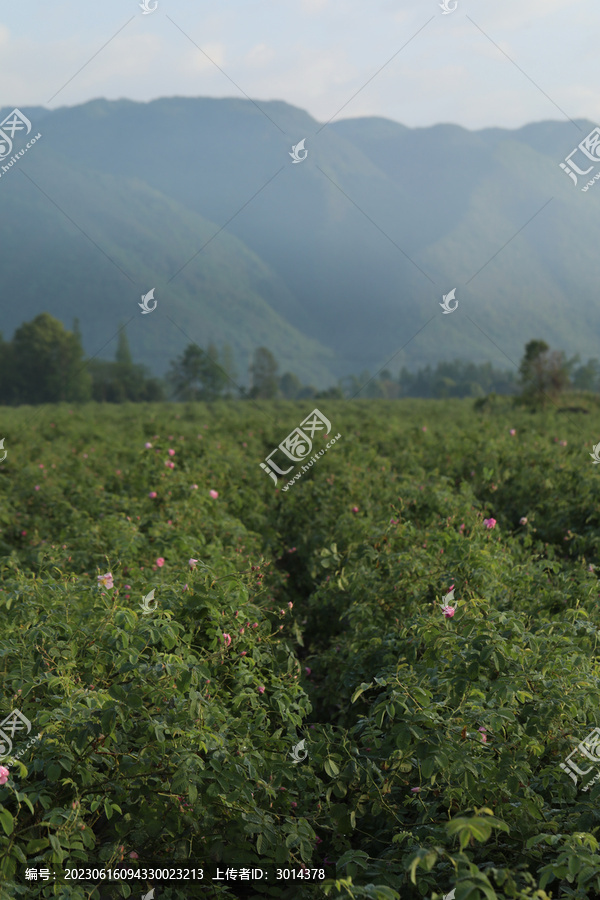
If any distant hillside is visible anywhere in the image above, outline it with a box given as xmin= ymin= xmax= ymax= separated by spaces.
xmin=0 ymin=98 xmax=597 ymax=385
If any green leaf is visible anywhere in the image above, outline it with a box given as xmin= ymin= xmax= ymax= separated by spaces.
xmin=324 ymin=758 xmax=340 ymax=777
xmin=101 ymin=707 xmax=118 ymax=734
xmin=351 ymin=682 xmax=373 ymax=703
xmin=0 ymin=809 xmax=14 ymax=836
xmin=49 ymin=834 xmax=61 ymax=854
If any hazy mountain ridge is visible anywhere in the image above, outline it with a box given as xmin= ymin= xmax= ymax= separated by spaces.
xmin=0 ymin=98 xmax=597 ymax=385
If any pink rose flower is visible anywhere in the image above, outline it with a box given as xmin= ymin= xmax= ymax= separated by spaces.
xmin=258 ymin=686 xmax=265 ymax=694
xmin=145 ymin=442 xmax=152 ymax=448
xmin=483 ymin=518 xmax=496 ymax=529
xmin=129 ymin=851 xmax=139 ymax=859
xmin=442 ymin=606 xmax=455 ymax=618
xmin=97 ymin=572 xmax=114 ymax=590
xmin=0 ymin=766 xmax=9 ymax=785
xmin=223 ymin=633 xmax=232 ymax=647
xmin=351 ymin=506 xmax=359 ymax=513
xmin=520 ymin=517 xmax=528 ymax=525
xmin=156 ymin=557 xmax=165 ymax=567
xmin=149 ymin=491 xmax=157 ymax=499
xmin=411 ymin=787 xmax=420 ymax=793
xmin=479 ymin=726 xmax=487 ymax=743
xmin=305 ymin=667 xmax=311 ymax=675
xmin=509 ymin=429 xmax=516 ymax=436
xmin=168 ymin=449 xmax=175 ymax=456
xmin=191 ymin=484 xmax=198 ymax=490
xmin=209 ymin=489 xmax=219 ymax=499
xmin=189 ymin=559 xmax=198 ymax=569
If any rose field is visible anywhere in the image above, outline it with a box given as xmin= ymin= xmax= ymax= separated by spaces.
xmin=3 ymin=397 xmax=600 ymax=899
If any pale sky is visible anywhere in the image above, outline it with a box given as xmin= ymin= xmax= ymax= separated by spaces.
xmin=0 ymin=0 xmax=597 ymax=131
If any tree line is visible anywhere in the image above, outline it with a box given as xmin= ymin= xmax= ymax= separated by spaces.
xmin=0 ymin=313 xmax=595 ymax=406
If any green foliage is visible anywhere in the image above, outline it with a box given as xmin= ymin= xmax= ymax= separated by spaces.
xmin=1 ymin=398 xmax=600 ymax=898
xmin=6 ymin=313 xmax=92 ymax=404
xmin=167 ymin=343 xmax=231 ymax=401
xmin=518 ymin=340 xmax=571 ymax=409
xmin=89 ymin=325 xmax=165 ymax=403
xmin=250 ymin=347 xmax=279 ymax=399
xmin=398 ymin=361 xmax=518 ymax=400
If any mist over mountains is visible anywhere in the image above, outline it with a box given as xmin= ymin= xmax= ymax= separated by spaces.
xmin=0 ymin=97 xmax=596 ymax=387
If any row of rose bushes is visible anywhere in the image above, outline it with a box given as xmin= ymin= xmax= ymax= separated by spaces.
xmin=0 ymin=398 xmax=599 ymax=897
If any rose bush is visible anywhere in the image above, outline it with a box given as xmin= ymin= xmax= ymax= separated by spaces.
xmin=0 ymin=397 xmax=599 ymax=898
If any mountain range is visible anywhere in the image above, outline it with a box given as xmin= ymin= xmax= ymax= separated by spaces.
xmin=0 ymin=97 xmax=597 ymax=387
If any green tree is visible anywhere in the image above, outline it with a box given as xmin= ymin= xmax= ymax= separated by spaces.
xmin=220 ymin=344 xmax=238 ymax=398
xmin=12 ymin=313 xmax=91 ymax=404
xmin=115 ymin=328 xmax=133 ymax=367
xmin=249 ymin=347 xmax=278 ymax=399
xmin=88 ymin=327 xmax=165 ymax=403
xmin=168 ymin=343 xmax=228 ymax=401
xmin=571 ymin=357 xmax=600 ymax=392
xmin=280 ymin=372 xmax=302 ymax=399
xmin=518 ymin=339 xmax=569 ymax=407
xmin=110 ymin=327 xmax=137 ymax=402
xmin=0 ymin=331 xmax=16 ymax=405
xmin=203 ymin=343 xmax=229 ymax=400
